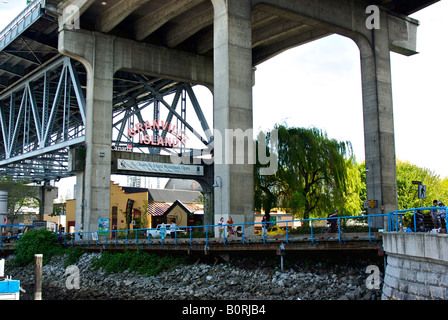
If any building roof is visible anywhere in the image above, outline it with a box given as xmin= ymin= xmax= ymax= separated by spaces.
xmin=147 ymin=200 xmax=202 ymax=216
xmin=164 ymin=179 xmax=203 ymax=192
xmin=148 ymin=189 xmax=202 ymax=203
xmin=147 ymin=202 xmax=171 ymax=216
xmin=121 ymin=186 xmax=149 ymax=194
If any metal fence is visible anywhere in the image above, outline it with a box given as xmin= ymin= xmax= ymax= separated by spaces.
xmin=3 ymin=208 xmax=445 ymax=250
xmin=0 ymin=224 xmax=36 ymax=249
xmin=54 ymin=213 xmax=390 ymax=248
xmin=387 ymin=206 xmax=447 ymax=233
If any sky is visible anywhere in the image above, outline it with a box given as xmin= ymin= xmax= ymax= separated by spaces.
xmin=0 ymin=1 xmax=447 ymax=199
xmin=251 ymin=1 xmax=448 ymax=180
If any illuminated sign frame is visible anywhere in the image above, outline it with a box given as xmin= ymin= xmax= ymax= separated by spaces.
xmin=128 ymin=120 xmax=189 ymax=148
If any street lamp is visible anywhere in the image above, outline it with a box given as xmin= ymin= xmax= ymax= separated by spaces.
xmin=212 ymin=175 xmax=222 ymax=188
xmin=212 ymin=176 xmax=223 ymax=237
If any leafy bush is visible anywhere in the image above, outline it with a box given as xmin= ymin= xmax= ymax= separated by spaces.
xmin=64 ymin=247 xmax=86 ymax=268
xmin=91 ymin=250 xmax=187 ymax=276
xmin=15 ymin=228 xmax=63 ymax=266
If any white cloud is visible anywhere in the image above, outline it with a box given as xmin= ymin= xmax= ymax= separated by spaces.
xmin=0 ymin=2 xmax=27 ymax=31
xmin=253 ymin=35 xmax=365 ymax=162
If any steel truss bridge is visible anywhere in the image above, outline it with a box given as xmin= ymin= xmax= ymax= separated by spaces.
xmin=0 ymin=0 xmax=212 ymax=183
xmin=0 ymin=0 xmax=439 ymax=234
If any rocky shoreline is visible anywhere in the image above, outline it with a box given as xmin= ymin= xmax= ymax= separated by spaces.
xmin=4 ymin=251 xmax=384 ymax=300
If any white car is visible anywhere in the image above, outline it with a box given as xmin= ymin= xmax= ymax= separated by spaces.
xmin=147 ymin=224 xmax=187 ymax=238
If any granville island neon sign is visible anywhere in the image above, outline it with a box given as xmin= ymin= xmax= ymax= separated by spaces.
xmin=127 ymin=120 xmax=189 ymax=147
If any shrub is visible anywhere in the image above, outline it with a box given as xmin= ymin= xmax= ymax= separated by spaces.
xmin=15 ymin=228 xmax=63 ymax=266
xmin=64 ymin=247 xmax=86 ymax=268
xmin=91 ymin=250 xmax=187 ymax=276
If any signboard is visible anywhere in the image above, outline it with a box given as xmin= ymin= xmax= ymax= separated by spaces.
xmin=364 ymin=200 xmax=378 ymax=209
xmin=118 ymin=159 xmax=204 ymax=176
xmin=98 ymin=218 xmax=109 ymax=235
xmin=128 ymin=119 xmax=189 ymax=148
xmin=418 ymin=185 xmax=426 ymax=200
xmin=33 ymin=221 xmax=47 ymax=229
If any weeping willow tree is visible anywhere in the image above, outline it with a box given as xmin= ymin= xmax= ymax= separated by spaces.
xmin=255 ymin=124 xmax=353 ymax=219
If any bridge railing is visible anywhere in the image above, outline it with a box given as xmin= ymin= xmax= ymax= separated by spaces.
xmin=56 ymin=213 xmax=390 ymax=248
xmin=0 ymin=224 xmax=36 ymax=249
xmin=0 ymin=0 xmax=45 ymax=52
xmin=5 ymin=209 xmax=443 ymax=250
xmin=386 ymin=206 xmax=447 ymax=233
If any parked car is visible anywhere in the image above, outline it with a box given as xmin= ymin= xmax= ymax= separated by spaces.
xmin=255 ymin=225 xmax=286 ymax=236
xmin=147 ymin=224 xmax=187 ymax=238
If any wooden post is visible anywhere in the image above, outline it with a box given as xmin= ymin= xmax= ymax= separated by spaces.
xmin=34 ymin=254 xmax=42 ymax=300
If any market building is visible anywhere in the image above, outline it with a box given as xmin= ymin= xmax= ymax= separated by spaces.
xmin=65 ymin=181 xmax=203 ymax=234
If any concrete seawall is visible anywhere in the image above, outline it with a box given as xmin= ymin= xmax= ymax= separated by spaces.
xmin=382 ymin=232 xmax=448 ymax=300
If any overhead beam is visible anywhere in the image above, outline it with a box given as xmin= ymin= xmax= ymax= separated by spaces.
xmin=253 ymin=0 xmax=419 ymax=56
xmin=0 ymin=64 xmax=25 ymax=78
xmin=165 ymin=2 xmax=213 ymax=48
xmin=252 ymin=20 xmax=311 ymax=47
xmin=59 ymin=28 xmax=213 ymax=86
xmin=0 ymin=136 xmax=85 ymax=167
xmin=96 ymin=0 xmax=151 ymax=33
xmin=134 ymin=0 xmax=207 ymax=41
xmin=253 ymin=27 xmax=331 ymax=65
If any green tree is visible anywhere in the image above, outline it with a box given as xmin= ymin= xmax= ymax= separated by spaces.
xmin=341 ymin=157 xmax=364 ymax=215
xmin=396 ymin=160 xmax=446 ymax=209
xmin=256 ymin=125 xmax=352 ymax=219
xmin=441 ymin=178 xmax=448 ymax=201
xmin=254 ymin=130 xmax=283 ymax=216
xmin=0 ymin=177 xmax=39 ymax=222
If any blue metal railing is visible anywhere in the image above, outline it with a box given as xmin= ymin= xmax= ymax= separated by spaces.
xmin=4 ymin=209 xmax=444 ymax=250
xmin=386 ymin=206 xmax=447 ymax=233
xmin=54 ymin=213 xmax=391 ymax=248
xmin=0 ymin=224 xmax=36 ymax=249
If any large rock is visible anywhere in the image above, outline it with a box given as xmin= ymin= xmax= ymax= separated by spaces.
xmin=4 ymin=252 xmax=383 ymax=300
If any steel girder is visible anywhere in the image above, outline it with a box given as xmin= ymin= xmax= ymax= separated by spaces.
xmin=0 ymin=55 xmax=212 ymax=182
xmin=112 ymin=73 xmax=212 ymax=158
xmin=0 ymin=56 xmax=86 ymax=181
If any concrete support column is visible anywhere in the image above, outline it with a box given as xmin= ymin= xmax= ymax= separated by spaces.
xmin=59 ymin=31 xmax=114 ymax=233
xmin=357 ymin=13 xmax=398 ymax=228
xmin=74 ymin=171 xmax=84 ymax=237
xmin=211 ymin=0 xmax=254 ymax=232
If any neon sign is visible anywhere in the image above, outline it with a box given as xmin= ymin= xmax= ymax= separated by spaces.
xmin=128 ymin=120 xmax=189 ymax=147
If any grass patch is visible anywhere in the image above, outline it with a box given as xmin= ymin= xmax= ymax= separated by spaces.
xmin=90 ymin=250 xmax=187 ymax=277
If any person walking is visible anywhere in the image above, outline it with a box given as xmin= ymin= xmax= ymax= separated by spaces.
xmin=226 ymin=216 xmax=234 ymax=237
xmin=218 ymin=217 xmax=224 ymax=239
xmin=327 ymin=210 xmax=339 ymax=233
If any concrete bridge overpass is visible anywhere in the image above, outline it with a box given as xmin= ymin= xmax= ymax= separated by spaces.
xmin=0 ymin=0 xmax=439 ymax=234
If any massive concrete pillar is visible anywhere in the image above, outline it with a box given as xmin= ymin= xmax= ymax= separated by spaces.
xmin=59 ymin=26 xmax=213 ymax=233
xmin=59 ymin=31 xmax=114 ymax=233
xmin=212 ymin=0 xmax=254 ymax=232
xmin=356 ymin=12 xmax=398 ymax=228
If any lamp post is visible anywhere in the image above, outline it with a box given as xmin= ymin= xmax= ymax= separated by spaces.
xmin=212 ymin=176 xmax=223 ymax=237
